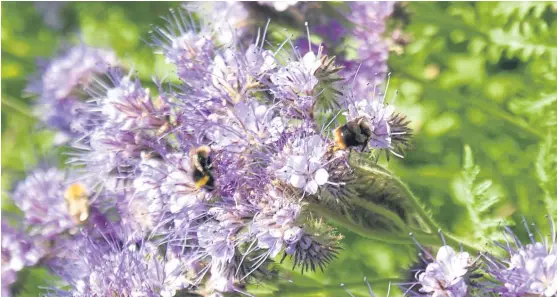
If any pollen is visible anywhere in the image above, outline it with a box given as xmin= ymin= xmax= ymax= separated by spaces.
xmin=64 ymin=183 xmax=89 ymax=223
xmin=333 ymin=128 xmax=347 ymax=150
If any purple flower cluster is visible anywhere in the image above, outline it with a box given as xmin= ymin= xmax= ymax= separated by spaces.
xmin=7 ymin=3 xmax=411 ymax=297
xmin=48 ymin=234 xmax=193 ymax=297
xmin=290 ymin=2 xmax=395 ymax=97
xmin=343 ymin=2 xmax=395 ymax=93
xmin=26 ymin=44 xmax=117 ymax=143
xmin=1 ymin=222 xmax=46 ymax=297
xmin=6 ymin=3 xmax=555 ymax=297
xmin=414 ymin=245 xmax=475 ymax=297
xmin=398 ymin=220 xmax=557 ymax=297
xmin=484 ymin=220 xmax=557 ymax=297
xmin=11 ymin=167 xmax=76 ymax=238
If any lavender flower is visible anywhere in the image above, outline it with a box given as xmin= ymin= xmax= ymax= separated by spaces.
xmin=344 ymin=2 xmax=394 ymax=92
xmin=49 ymin=234 xmax=193 ymax=297
xmin=275 ymin=134 xmax=331 ymax=195
xmin=485 ymin=219 xmax=557 ymax=297
xmin=16 ymin=5 xmax=413 ymax=296
xmin=1 ymin=222 xmax=45 ymax=297
xmin=11 ymin=167 xmax=76 ymax=238
xmin=341 ymin=81 xmax=412 ymax=157
xmin=183 ymin=2 xmax=249 ymax=45
xmin=26 ymin=44 xmax=117 ymax=142
xmin=70 ymin=71 xmax=171 ymax=188
xmin=416 ymin=245 xmax=473 ymax=297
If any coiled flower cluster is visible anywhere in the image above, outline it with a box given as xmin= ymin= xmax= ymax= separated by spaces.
xmin=6 ymin=3 xmax=554 ymax=297
xmin=4 ymin=3 xmax=409 ymax=297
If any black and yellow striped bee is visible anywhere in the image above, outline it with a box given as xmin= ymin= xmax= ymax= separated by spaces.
xmin=190 ymin=145 xmax=215 ymax=192
xmin=333 ymin=117 xmax=372 ymax=152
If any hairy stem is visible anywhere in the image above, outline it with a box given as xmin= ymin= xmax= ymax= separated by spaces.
xmin=308 ymin=201 xmax=415 ymax=245
xmin=356 ymin=164 xmax=483 ymax=254
xmin=349 ymin=195 xmax=409 ymax=232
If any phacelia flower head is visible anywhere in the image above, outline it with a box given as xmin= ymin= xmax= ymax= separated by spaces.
xmin=26 ymin=44 xmax=117 ymax=141
xmin=343 ymin=2 xmax=394 ymax=93
xmin=340 ymin=79 xmax=411 ymax=157
xmin=485 ymin=218 xmax=557 ymax=297
xmin=189 ymin=2 xmax=250 ymax=45
xmin=1 ymin=221 xmax=46 ymax=297
xmin=50 ymin=233 xmax=193 ymax=297
xmin=416 ymin=245 xmax=474 ymax=297
xmin=211 ymin=41 xmax=277 ymax=104
xmin=97 ymin=71 xmax=170 ymax=131
xmin=19 ymin=5 xmax=413 ymax=296
xmin=275 ymin=134 xmax=331 ymax=195
xmin=270 ymin=48 xmax=321 ymax=104
xmin=70 ymin=71 xmax=172 ymax=188
xmin=11 ymin=167 xmax=80 ymax=238
xmin=152 ymin=7 xmax=215 ymax=83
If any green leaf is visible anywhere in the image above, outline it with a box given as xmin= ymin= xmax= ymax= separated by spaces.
xmin=536 ymin=133 xmax=557 ymax=216
xmin=451 ymin=145 xmax=512 ymax=244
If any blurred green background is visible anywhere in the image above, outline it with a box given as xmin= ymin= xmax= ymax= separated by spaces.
xmin=2 ymin=2 xmax=556 ymax=297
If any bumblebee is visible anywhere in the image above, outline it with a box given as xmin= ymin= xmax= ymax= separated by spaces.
xmin=190 ymin=145 xmax=215 ymax=192
xmin=64 ymin=183 xmax=89 ymax=223
xmin=333 ymin=117 xmax=373 ymax=152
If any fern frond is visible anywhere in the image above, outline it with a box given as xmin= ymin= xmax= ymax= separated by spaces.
xmin=489 ymin=21 xmax=557 ymax=65
xmin=451 ymin=145 xmax=512 ymax=245
xmin=490 ymin=2 xmax=554 ymax=21
xmin=509 ymin=90 xmax=557 ymax=130
xmin=536 ymin=133 xmax=557 ymax=217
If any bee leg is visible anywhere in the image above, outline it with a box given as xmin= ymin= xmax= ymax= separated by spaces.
xmin=360 ymin=140 xmax=369 ymax=152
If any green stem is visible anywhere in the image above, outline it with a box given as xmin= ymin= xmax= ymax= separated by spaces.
xmin=1 ymin=96 xmax=35 ymax=118
xmin=349 ymin=195 xmax=409 ymax=232
xmin=356 ymin=164 xmax=441 ymax=231
xmin=355 ymin=164 xmax=483 ymax=254
xmin=308 ymin=201 xmax=415 ymax=245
